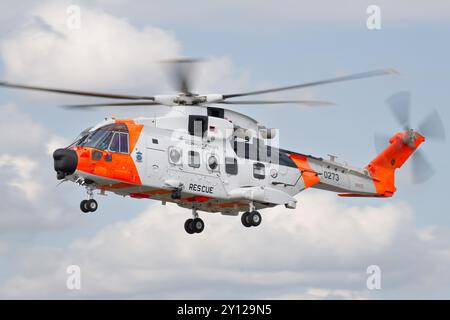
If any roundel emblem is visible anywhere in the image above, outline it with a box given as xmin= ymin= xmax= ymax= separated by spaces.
xmin=270 ymin=169 xmax=278 ymax=178
xmin=136 ymin=151 xmax=143 ymax=162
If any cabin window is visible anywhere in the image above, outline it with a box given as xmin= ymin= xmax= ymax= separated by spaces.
xmin=253 ymin=162 xmax=265 ymax=179
xmin=188 ymin=151 xmax=200 ymax=168
xmin=225 ymin=157 xmax=238 ymax=175
xmin=168 ymin=147 xmax=182 ymax=165
xmin=207 ymin=155 xmax=219 ymax=171
xmin=152 ymin=138 xmax=158 ymax=144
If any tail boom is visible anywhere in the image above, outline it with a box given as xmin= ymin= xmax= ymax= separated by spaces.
xmin=289 ymin=131 xmax=424 ymax=198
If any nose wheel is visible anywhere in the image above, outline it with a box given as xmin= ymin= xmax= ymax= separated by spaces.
xmin=80 ymin=199 xmax=98 ymax=213
xmin=80 ymin=185 xmax=98 ymax=213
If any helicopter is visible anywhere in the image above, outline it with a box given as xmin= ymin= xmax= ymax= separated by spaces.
xmin=0 ymin=59 xmax=445 ymax=234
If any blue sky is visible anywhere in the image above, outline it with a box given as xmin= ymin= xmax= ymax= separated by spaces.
xmin=0 ymin=0 xmax=449 ymax=299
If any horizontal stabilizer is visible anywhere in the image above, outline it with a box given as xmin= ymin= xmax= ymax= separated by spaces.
xmin=338 ymin=193 xmax=388 ymax=198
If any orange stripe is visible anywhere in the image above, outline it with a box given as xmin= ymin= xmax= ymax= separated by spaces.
xmin=289 ymin=154 xmax=320 ymax=188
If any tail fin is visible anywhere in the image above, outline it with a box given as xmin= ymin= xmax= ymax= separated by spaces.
xmin=366 ymin=130 xmax=425 ymax=197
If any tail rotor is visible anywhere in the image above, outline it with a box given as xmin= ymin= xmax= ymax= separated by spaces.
xmin=374 ymin=91 xmax=445 ymax=183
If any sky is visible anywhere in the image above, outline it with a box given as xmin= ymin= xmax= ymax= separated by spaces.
xmin=0 ymin=0 xmax=450 ymax=299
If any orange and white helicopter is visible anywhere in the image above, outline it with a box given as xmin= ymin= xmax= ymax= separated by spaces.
xmin=0 ymin=60 xmax=445 ymax=234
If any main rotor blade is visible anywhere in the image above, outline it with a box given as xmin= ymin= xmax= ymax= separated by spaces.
xmin=162 ymin=58 xmax=201 ymax=95
xmin=222 ymin=68 xmax=398 ymax=99
xmin=63 ymin=101 xmax=162 ymax=109
xmin=0 ymin=81 xmax=155 ymax=100
xmin=418 ymin=109 xmax=446 ymax=141
xmin=218 ymin=100 xmax=334 ymax=106
xmin=385 ymin=91 xmax=411 ymax=130
xmin=411 ymin=150 xmax=435 ymax=184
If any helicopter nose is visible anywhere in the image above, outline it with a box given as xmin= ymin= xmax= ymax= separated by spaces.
xmin=53 ymin=148 xmax=78 ymax=180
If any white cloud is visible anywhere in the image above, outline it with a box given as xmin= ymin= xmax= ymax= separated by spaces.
xmin=0 ymin=104 xmax=48 ymax=152
xmin=0 ymin=154 xmax=42 ymax=203
xmin=0 ymin=104 xmax=76 ymax=233
xmin=46 ymin=136 xmax=68 ymax=156
xmin=0 ymin=2 xmax=180 ymax=93
xmin=1 ymin=191 xmax=449 ymax=299
xmin=0 ymin=2 xmax=252 ymax=100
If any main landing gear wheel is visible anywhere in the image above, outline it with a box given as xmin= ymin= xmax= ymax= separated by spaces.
xmin=184 ymin=218 xmax=204 ymax=234
xmin=241 ymin=212 xmax=252 ymax=227
xmin=80 ymin=199 xmax=98 ymax=213
xmin=80 ymin=200 xmax=90 ymax=213
xmin=241 ymin=211 xmax=262 ymax=227
xmin=184 ymin=219 xmax=195 ymax=234
xmin=249 ymin=211 xmax=262 ymax=227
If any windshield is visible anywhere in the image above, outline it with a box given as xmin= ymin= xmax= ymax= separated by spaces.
xmin=75 ymin=123 xmax=129 ymax=152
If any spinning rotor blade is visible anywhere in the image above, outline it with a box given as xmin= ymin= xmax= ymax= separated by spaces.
xmin=411 ymin=150 xmax=435 ymax=184
xmin=418 ymin=109 xmax=446 ymax=141
xmin=376 ymin=91 xmax=444 ymax=184
xmin=374 ymin=132 xmax=391 ymax=154
xmin=63 ymin=101 xmax=163 ymax=109
xmin=222 ymin=69 xmax=397 ymax=99
xmin=218 ymin=100 xmax=334 ymax=106
xmin=0 ymin=81 xmax=155 ymax=100
xmin=385 ymin=91 xmax=411 ymax=130
xmin=162 ymin=58 xmax=202 ymax=95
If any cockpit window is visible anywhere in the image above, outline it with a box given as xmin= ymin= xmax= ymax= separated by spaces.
xmin=75 ymin=123 xmax=130 ymax=153
xmin=83 ymin=130 xmax=113 ymax=149
xmin=109 ymin=133 xmax=120 ymax=152
xmin=119 ymin=133 xmax=129 ymax=153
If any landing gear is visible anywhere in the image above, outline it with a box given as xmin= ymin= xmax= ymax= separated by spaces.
xmin=184 ymin=219 xmax=195 ymax=234
xmin=241 ymin=211 xmax=262 ymax=227
xmin=184 ymin=218 xmax=204 ymax=234
xmin=80 ymin=200 xmax=90 ymax=213
xmin=241 ymin=202 xmax=262 ymax=228
xmin=80 ymin=185 xmax=98 ymax=213
xmin=80 ymin=199 xmax=98 ymax=213
xmin=241 ymin=212 xmax=252 ymax=227
xmin=249 ymin=211 xmax=262 ymax=226
xmin=184 ymin=208 xmax=204 ymax=234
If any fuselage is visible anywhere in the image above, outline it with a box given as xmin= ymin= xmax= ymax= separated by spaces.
xmin=53 ymin=106 xmax=424 ymax=215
